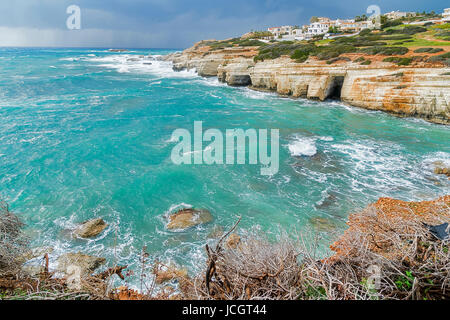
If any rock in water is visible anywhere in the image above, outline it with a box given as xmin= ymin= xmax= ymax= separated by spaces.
xmin=226 ymin=234 xmax=241 ymax=249
xmin=57 ymin=252 xmax=106 ymax=276
xmin=167 ymin=208 xmax=213 ymax=230
xmin=73 ymin=218 xmax=107 ymax=238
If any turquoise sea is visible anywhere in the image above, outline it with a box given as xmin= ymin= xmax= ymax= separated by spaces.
xmin=1 ymin=48 xmax=449 ymax=284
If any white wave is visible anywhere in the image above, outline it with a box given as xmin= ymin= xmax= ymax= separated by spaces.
xmin=422 ymin=152 xmax=450 ymax=169
xmin=319 ymin=136 xmax=334 ymax=142
xmin=288 ymin=135 xmax=317 ymax=157
xmin=86 ymin=54 xmax=199 ymax=79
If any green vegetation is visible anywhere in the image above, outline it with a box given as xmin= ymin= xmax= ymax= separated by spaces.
xmin=203 ymin=38 xmax=267 ymax=50
xmin=248 ymin=18 xmax=448 ymax=65
xmin=360 ymin=59 xmax=372 ymax=65
xmin=255 ymin=42 xmax=310 ymax=62
xmin=360 ymin=46 xmax=409 ymax=56
xmin=326 ymin=57 xmax=351 ymax=64
xmin=383 ymin=56 xmax=413 ymax=66
xmin=414 ymin=47 xmax=444 ymax=53
xmin=247 ymin=31 xmax=273 ymax=39
xmin=427 ymin=52 xmax=450 ymax=66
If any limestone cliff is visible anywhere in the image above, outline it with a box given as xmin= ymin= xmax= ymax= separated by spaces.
xmin=164 ymin=43 xmax=450 ymax=124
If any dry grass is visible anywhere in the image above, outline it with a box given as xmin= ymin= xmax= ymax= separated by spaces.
xmin=0 ymin=199 xmax=29 ymax=277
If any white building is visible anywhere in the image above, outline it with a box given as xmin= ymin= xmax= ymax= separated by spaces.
xmin=443 ymin=8 xmax=450 ymax=22
xmin=385 ymin=11 xmax=416 ymax=20
xmin=267 ymin=26 xmax=294 ymax=38
xmin=307 ymin=22 xmax=330 ymax=36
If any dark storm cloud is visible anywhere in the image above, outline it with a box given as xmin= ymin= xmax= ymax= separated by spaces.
xmin=0 ymin=0 xmax=446 ymax=48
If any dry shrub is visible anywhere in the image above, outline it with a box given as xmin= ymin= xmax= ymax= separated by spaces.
xmin=0 ymin=199 xmax=29 ymax=276
xmin=302 ymin=197 xmax=450 ymax=300
xmin=180 ymin=220 xmax=303 ymax=300
xmin=180 ymin=196 xmax=450 ymax=300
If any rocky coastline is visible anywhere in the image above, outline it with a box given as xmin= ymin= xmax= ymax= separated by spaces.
xmin=163 ymin=41 xmax=450 ymax=125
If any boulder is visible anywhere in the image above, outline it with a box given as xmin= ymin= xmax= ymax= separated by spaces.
xmin=434 ymin=166 xmax=450 ymax=177
xmin=57 ymin=252 xmax=106 ymax=276
xmin=19 ymin=246 xmax=54 ymax=263
xmin=167 ymin=208 xmax=213 ymax=230
xmin=73 ymin=218 xmax=107 ymax=238
xmin=154 ymin=265 xmax=188 ymax=284
xmin=226 ymin=234 xmax=241 ymax=249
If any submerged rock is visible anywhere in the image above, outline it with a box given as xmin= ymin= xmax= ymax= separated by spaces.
xmin=73 ymin=218 xmax=107 ymax=238
xmin=309 ymin=217 xmax=337 ymax=232
xmin=167 ymin=208 xmax=213 ymax=230
xmin=57 ymin=252 xmax=106 ymax=276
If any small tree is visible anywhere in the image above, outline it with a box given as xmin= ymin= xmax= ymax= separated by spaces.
xmin=310 ymin=16 xmax=319 ymax=23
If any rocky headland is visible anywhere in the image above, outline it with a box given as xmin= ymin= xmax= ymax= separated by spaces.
xmin=164 ymin=40 xmax=450 ymax=124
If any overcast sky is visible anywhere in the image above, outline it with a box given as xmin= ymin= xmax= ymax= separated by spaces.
xmin=0 ymin=0 xmax=446 ymax=48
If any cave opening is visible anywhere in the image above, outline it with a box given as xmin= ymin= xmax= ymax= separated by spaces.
xmin=328 ymin=76 xmax=345 ymax=100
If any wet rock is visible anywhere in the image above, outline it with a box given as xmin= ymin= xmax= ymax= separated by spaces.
xmin=167 ymin=208 xmax=213 ymax=230
xmin=207 ymin=225 xmax=224 ymax=239
xmin=434 ymin=166 xmax=450 ymax=177
xmin=226 ymin=234 xmax=241 ymax=249
xmin=154 ymin=265 xmax=188 ymax=284
xmin=73 ymin=218 xmax=107 ymax=238
xmin=309 ymin=217 xmax=337 ymax=232
xmin=19 ymin=246 xmax=54 ymax=263
xmin=57 ymin=252 xmax=106 ymax=276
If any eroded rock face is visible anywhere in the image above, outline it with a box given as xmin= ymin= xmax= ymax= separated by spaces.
xmin=167 ymin=208 xmax=213 ymax=230
xmin=57 ymin=252 xmax=106 ymax=276
xmin=165 ymin=43 xmax=450 ymax=125
xmin=73 ymin=218 xmax=107 ymax=238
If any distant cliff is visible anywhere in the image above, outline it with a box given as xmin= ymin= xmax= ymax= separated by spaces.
xmin=164 ymin=41 xmax=450 ymax=124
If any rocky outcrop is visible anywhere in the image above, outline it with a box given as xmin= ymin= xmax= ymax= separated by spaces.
xmin=57 ymin=252 xmax=106 ymax=276
xmin=73 ymin=218 xmax=107 ymax=239
xmin=167 ymin=208 xmax=213 ymax=230
xmin=166 ymin=44 xmax=450 ymax=124
xmin=330 ymin=195 xmax=450 ymax=261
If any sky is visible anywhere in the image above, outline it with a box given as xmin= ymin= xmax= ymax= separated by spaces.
xmin=0 ymin=0 xmax=447 ymax=48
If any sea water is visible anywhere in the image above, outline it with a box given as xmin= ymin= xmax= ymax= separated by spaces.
xmin=0 ymin=48 xmax=449 ymax=284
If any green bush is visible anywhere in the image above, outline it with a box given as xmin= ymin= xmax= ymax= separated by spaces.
xmin=326 ymin=57 xmax=351 ymax=64
xmin=290 ymin=44 xmax=317 ymax=62
xmin=359 ymin=29 xmax=372 ymax=36
xmin=382 ymin=26 xmax=427 ymax=35
xmin=414 ymin=47 xmax=444 ymax=53
xmin=361 ymin=60 xmax=372 ymax=65
xmin=381 ymin=19 xmax=403 ymax=29
xmin=360 ymin=46 xmax=409 ymax=56
xmin=237 ymin=39 xmax=267 ymax=47
xmin=314 ymin=44 xmax=357 ymax=60
xmin=383 ymin=56 xmax=413 ymax=66
xmin=427 ymin=52 xmax=450 ymax=66
xmin=354 ymin=57 xmax=366 ymax=63
xmin=255 ymin=42 xmax=312 ymax=62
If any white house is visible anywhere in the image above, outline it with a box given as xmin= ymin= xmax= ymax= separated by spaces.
xmin=443 ymin=8 xmax=450 ymax=22
xmin=385 ymin=11 xmax=416 ymax=20
xmin=267 ymin=26 xmax=294 ymax=38
xmin=307 ymin=22 xmax=330 ymax=36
